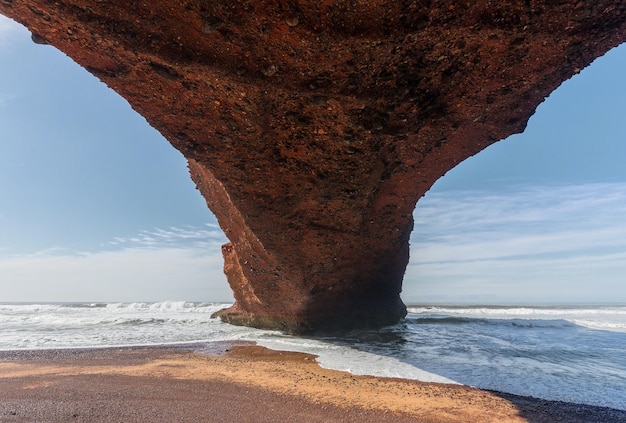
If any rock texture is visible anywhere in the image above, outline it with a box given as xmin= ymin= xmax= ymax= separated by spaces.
xmin=2 ymin=1 xmax=625 ymax=333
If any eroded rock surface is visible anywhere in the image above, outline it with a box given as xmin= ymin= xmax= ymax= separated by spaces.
xmin=2 ymin=1 xmax=625 ymax=333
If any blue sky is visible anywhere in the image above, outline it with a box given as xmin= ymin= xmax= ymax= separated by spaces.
xmin=1 ymin=15 xmax=625 ymax=304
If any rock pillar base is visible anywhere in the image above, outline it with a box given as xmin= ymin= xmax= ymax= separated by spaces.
xmin=213 ymin=296 xmax=407 ymax=335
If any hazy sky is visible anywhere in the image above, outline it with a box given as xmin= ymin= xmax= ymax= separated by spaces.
xmin=1 ymin=15 xmax=625 ymax=304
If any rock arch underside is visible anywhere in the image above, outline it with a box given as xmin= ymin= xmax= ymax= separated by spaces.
xmin=2 ymin=1 xmax=625 ymax=334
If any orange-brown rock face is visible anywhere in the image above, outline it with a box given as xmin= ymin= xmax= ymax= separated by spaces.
xmin=2 ymin=1 xmax=625 ymax=333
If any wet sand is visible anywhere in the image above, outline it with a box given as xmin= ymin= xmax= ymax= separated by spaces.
xmin=1 ymin=344 xmax=624 ymax=423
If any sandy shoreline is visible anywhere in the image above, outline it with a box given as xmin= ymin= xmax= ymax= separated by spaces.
xmin=1 ymin=344 xmax=624 ymax=423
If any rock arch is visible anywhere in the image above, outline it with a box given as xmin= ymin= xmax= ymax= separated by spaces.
xmin=1 ymin=1 xmax=625 ymax=333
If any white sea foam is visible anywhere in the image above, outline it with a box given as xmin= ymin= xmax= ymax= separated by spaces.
xmin=572 ymin=319 xmax=626 ymax=332
xmin=253 ymin=336 xmax=458 ymax=384
xmin=408 ymin=305 xmax=626 ymax=333
xmin=1 ymin=302 xmax=625 ymax=410
xmin=0 ymin=301 xmax=233 ymax=350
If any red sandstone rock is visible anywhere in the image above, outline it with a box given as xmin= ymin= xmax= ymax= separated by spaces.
xmin=2 ymin=1 xmax=625 ymax=333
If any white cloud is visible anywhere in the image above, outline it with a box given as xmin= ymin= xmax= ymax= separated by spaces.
xmin=405 ymin=182 xmax=626 ymax=303
xmin=0 ymin=225 xmax=232 ymax=302
xmin=107 ymin=224 xmax=226 ymax=251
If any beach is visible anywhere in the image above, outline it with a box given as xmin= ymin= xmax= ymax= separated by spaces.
xmin=1 ymin=345 xmax=625 ymax=423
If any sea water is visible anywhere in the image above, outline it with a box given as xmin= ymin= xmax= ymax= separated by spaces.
xmin=1 ymin=302 xmax=625 ymax=410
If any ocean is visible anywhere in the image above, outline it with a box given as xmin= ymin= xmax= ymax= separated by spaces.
xmin=1 ymin=302 xmax=625 ymax=411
